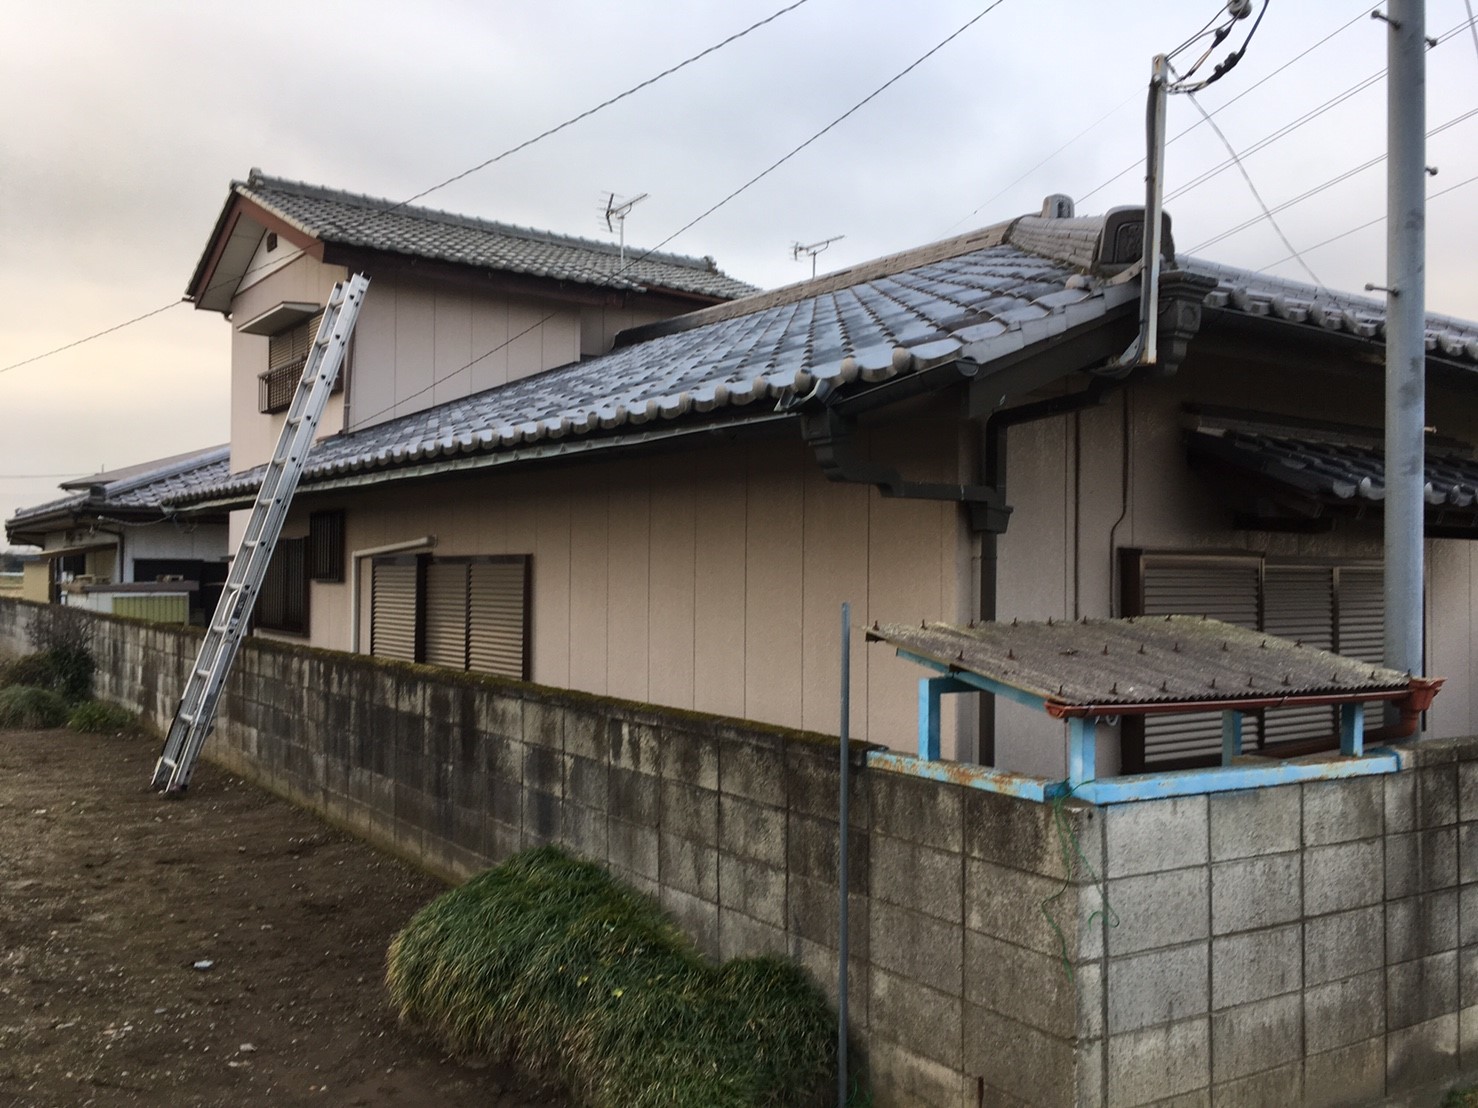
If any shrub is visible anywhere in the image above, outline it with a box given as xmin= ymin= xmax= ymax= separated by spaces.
xmin=387 ymin=847 xmax=840 ymax=1108
xmin=67 ymin=700 xmax=140 ymax=736
xmin=0 ymin=686 xmax=70 ymax=729
xmin=3 ymin=646 xmax=94 ymax=703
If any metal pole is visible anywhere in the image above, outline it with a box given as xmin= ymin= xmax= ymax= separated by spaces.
xmin=837 ymin=600 xmax=851 ymax=1108
xmin=1384 ymin=0 xmax=1426 ymax=699
xmin=1140 ymin=54 xmax=1169 ymax=367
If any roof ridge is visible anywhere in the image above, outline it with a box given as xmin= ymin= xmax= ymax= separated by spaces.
xmin=240 ymin=170 xmax=729 ymax=276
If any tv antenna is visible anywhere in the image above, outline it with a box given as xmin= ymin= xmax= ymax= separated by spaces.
xmin=791 ymin=235 xmax=844 ymax=279
xmin=602 ymin=192 xmax=648 ymax=264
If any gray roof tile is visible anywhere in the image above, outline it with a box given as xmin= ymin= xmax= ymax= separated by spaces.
xmin=9 ymin=445 xmax=230 ymax=529
xmin=239 ymin=171 xmax=757 ymax=301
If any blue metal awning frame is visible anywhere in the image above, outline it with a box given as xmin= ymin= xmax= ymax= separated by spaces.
xmin=881 ymin=647 xmax=1400 ymax=805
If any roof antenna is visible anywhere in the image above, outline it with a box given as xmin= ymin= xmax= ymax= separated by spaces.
xmin=602 ymin=192 xmax=648 ymax=265
xmin=791 ymin=235 xmax=845 ymax=279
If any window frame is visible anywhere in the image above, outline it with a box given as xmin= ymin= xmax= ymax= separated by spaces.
xmin=255 ymin=536 xmax=310 ymax=635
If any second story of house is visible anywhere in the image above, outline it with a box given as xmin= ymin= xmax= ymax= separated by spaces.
xmin=185 ymin=170 xmax=757 ymax=473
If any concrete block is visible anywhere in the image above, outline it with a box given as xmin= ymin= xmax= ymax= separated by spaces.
xmin=1387 ymin=769 xmax=1415 ymax=833
xmin=784 ymin=742 xmax=869 ymax=827
xmin=1464 ymin=885 xmax=1478 ymax=948
xmin=787 ymin=935 xmax=869 ymax=1032
xmin=1386 ymin=1012 xmax=1459 ymax=1093
xmin=1460 ymin=821 xmax=1478 ymax=884
xmin=565 ymin=755 xmax=607 ymax=810
xmin=1106 ymin=943 xmax=1209 ymax=1034
xmin=563 ymin=803 xmax=607 ymax=861
xmin=659 ymin=884 xmax=718 ymax=959
xmin=1460 ymin=761 xmax=1478 ymax=824
xmin=1305 ymin=904 xmax=1385 ymax=986
xmin=967 ymin=857 xmax=1100 ymax=962
xmin=1386 ymin=827 xmax=1459 ymax=897
xmin=965 ymin=788 xmax=1100 ymax=882
xmin=520 ymin=789 xmax=562 ymax=846
xmin=871 ymin=770 xmax=962 ymax=854
xmin=1463 ymin=948 xmax=1478 ymax=1012
xmin=1302 ymin=1038 xmax=1384 ymax=1108
xmin=786 ymin=873 xmax=868 ymax=959
xmin=964 ymin=929 xmax=1099 ymax=1039
xmin=520 ymin=697 xmax=563 ymax=749
xmin=961 ymin=1001 xmax=1083 ymax=1107
xmin=1211 ymin=924 xmax=1301 ymax=1010
xmin=1303 ymin=777 xmax=1383 ymax=847
xmin=1210 ymin=993 xmax=1300 ymax=1084
xmin=720 ymin=735 xmax=786 ymax=805
xmin=1209 ymin=786 xmax=1300 ymax=861
xmin=1210 ymin=1060 xmax=1300 ymax=1108
xmin=1104 ymin=796 xmax=1208 ymax=878
xmin=1105 ymin=1017 xmax=1208 ymax=1108
xmin=609 ymin=719 xmax=660 ymax=776
xmin=607 ymin=765 xmax=658 ymax=826
xmin=659 ymin=726 xmax=719 ymax=791
xmin=1305 ymin=840 xmax=1383 ymax=917
xmin=1417 ymin=763 xmax=1459 ymax=829
xmin=487 ymin=818 xmax=521 ymax=864
xmin=717 ymin=907 xmax=786 ymax=961
xmin=1304 ymin=969 xmax=1385 ymax=1054
xmin=870 ymin=899 xmax=963 ymax=998
xmin=522 ymin=743 xmax=563 ymax=797
xmin=786 ymin=810 xmax=868 ymax=895
xmin=871 ymin=833 xmax=963 ymax=923
xmin=1386 ymin=888 xmax=1459 ymax=963
xmin=562 ymin=707 xmax=609 ymax=762
xmin=870 ymin=967 xmax=962 ymax=1070
xmin=474 ymin=689 xmax=522 ymax=744
xmin=1461 ymin=1004 xmax=1478 ymax=1070
xmin=1387 ymin=949 xmax=1458 ymax=1031
xmin=658 ymin=829 xmax=718 ymax=901
xmin=607 ymin=818 xmax=659 ymax=882
xmin=718 ymin=851 xmax=786 ymax=928
xmin=867 ymin=1039 xmax=963 ymax=1108
xmin=1109 ymin=868 xmax=1209 ymax=956
xmin=659 ymin=779 xmax=718 ymax=848
xmin=719 ymin=794 xmax=786 ymax=868
xmin=1212 ymin=853 xmax=1301 ymax=935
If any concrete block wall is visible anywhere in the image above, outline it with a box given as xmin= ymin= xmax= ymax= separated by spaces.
xmin=8 ymin=597 xmax=1478 ymax=1106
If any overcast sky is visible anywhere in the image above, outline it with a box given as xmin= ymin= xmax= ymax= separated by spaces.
xmin=3 ymin=0 xmax=1477 ymax=536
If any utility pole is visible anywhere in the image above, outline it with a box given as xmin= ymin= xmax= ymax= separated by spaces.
xmin=1382 ymin=0 xmax=1426 ymax=698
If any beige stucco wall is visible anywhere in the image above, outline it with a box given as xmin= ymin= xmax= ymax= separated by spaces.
xmin=273 ymin=417 xmax=972 ymax=754
xmin=994 ymin=351 xmax=1478 ymax=773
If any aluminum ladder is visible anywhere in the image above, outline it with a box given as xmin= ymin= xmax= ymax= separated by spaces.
xmin=151 ymin=274 xmax=370 ymax=793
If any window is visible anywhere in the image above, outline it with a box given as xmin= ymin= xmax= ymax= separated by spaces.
xmin=308 ymin=510 xmax=345 ymax=583
xmin=370 ymin=555 xmax=530 ymax=679
xmin=257 ymin=311 xmax=346 ymax=413
xmin=256 ymin=537 xmax=309 ymax=634
xmin=1120 ymin=550 xmax=1384 ymax=770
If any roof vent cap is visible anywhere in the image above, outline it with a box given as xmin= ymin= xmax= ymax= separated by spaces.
xmin=1041 ymin=194 xmax=1075 ymax=219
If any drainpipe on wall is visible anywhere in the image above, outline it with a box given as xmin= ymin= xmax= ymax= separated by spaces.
xmin=348 ymin=535 xmax=437 ymax=653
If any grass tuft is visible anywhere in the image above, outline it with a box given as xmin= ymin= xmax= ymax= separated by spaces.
xmin=1 ymin=646 xmax=94 ymax=704
xmin=0 ymin=685 xmax=70 ymax=729
xmin=67 ymin=700 xmax=141 ymax=736
xmin=387 ymin=847 xmax=841 ymax=1107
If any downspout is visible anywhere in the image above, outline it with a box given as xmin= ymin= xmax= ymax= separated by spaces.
xmin=348 ymin=535 xmax=437 ymax=653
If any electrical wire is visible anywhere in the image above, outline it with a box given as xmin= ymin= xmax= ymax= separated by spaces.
xmin=1186 ymin=106 xmax=1478 ymax=253
xmin=0 ymin=0 xmax=815 ymax=377
xmin=1466 ymin=0 xmax=1478 ymax=68
xmin=1168 ymin=0 xmax=1270 ymax=95
xmin=1257 ymin=169 xmax=1478 ymax=271
xmin=350 ymin=0 xmax=1013 ymax=429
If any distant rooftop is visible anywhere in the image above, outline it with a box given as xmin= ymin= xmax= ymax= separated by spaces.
xmin=189 ymin=170 xmax=757 ymax=308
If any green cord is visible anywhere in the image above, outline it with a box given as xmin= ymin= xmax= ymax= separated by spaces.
xmin=1041 ymin=789 xmax=1118 ymax=983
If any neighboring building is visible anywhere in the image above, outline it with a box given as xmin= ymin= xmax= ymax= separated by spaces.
xmin=162 ymin=180 xmax=1478 ymax=777
xmin=5 ymin=446 xmax=231 ymax=622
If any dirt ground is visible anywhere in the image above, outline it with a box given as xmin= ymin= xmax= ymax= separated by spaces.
xmin=0 ymin=725 xmax=566 ymax=1108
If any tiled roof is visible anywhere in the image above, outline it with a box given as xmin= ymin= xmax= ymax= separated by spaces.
xmin=8 ymin=445 xmax=230 ymax=531
xmin=174 ymin=230 xmax=1137 ymax=504
xmin=168 ymin=204 xmax=1478 ymax=510
xmin=236 ymin=171 xmax=757 ymax=301
xmin=1187 ymin=426 xmax=1478 ymax=512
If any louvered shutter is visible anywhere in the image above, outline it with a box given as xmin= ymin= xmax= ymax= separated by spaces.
xmin=1137 ymin=556 xmax=1260 ymax=766
xmin=1261 ymin=565 xmax=1338 ymax=747
xmin=468 ymin=558 xmax=529 ymax=679
xmin=371 ymin=560 xmax=419 ymax=662
xmin=1336 ymin=565 xmax=1386 ymax=733
xmin=424 ymin=562 xmax=470 ymax=670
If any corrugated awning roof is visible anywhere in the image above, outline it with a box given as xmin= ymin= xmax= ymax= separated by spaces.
xmin=866 ymin=616 xmax=1439 ymax=718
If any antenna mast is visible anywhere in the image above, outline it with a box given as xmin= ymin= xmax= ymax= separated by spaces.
xmin=791 ymin=235 xmax=845 ymax=279
xmin=603 ymin=192 xmax=648 ymax=264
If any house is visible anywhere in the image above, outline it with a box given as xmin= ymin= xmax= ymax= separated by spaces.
xmin=5 ymin=445 xmax=232 ymax=622
xmin=159 ymin=175 xmax=1478 ymax=779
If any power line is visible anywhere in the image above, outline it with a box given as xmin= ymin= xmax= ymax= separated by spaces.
xmin=1186 ymin=106 xmax=1478 ymax=253
xmin=0 ymin=0 xmax=814 ymax=377
xmin=352 ymin=0 xmax=1013 ymax=429
xmin=1077 ymin=1 xmax=1375 ymax=206
xmin=1466 ymin=0 xmax=1478 ymax=68
xmin=1257 ymin=169 xmax=1478 ymax=271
